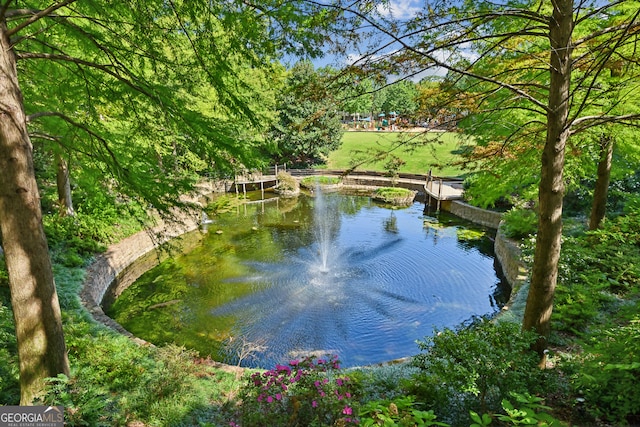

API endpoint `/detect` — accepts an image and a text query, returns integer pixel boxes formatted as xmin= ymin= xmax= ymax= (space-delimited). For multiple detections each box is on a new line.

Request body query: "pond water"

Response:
xmin=106 ymin=192 xmax=509 ymax=368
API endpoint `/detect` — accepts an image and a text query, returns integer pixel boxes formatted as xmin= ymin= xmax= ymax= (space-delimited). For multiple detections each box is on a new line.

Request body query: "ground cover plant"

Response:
xmin=326 ymin=131 xmax=466 ymax=178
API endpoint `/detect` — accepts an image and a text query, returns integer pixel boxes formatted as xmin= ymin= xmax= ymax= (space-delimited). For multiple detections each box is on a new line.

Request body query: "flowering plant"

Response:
xmin=235 ymin=355 xmax=358 ymax=426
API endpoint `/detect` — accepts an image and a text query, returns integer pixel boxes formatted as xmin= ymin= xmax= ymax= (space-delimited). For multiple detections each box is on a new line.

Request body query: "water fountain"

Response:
xmin=107 ymin=190 xmax=509 ymax=368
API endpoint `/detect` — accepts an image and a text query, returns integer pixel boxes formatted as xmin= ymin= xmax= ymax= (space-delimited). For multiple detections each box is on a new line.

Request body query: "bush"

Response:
xmin=570 ymin=317 xmax=640 ymax=425
xmin=235 ymin=356 xmax=358 ymax=427
xmin=359 ymin=395 xmax=447 ymax=427
xmin=412 ymin=320 xmax=552 ymax=424
xmin=500 ymin=208 xmax=538 ymax=239
xmin=275 ymin=172 xmax=300 ymax=195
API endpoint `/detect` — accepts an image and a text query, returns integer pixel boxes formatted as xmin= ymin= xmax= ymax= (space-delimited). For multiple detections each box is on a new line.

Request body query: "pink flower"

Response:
xmin=275 ymin=393 xmax=282 ymax=401
xmin=312 ymin=400 xmax=318 ymax=408
xmin=267 ymin=396 xmax=273 ymax=403
xmin=336 ymin=378 xmax=343 ymax=386
xmin=342 ymin=406 xmax=353 ymax=415
xmin=289 ymin=359 xmax=299 ymax=366
xmin=275 ymin=364 xmax=291 ymax=374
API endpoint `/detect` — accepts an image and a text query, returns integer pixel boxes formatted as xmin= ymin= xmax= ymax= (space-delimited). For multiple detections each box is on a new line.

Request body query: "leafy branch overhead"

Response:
xmin=0 ymin=0 xmax=340 ymax=404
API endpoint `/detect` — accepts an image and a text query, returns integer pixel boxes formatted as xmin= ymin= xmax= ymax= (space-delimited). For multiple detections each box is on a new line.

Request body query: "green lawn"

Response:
xmin=325 ymin=130 xmax=468 ymax=177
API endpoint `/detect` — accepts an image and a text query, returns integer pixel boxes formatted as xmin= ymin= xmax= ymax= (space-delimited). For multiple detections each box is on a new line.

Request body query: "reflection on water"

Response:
xmin=106 ymin=193 xmax=509 ymax=368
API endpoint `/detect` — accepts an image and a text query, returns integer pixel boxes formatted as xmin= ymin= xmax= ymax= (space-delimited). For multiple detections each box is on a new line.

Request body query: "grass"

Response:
xmin=325 ymin=131 xmax=469 ymax=177
xmin=372 ymin=187 xmax=416 ymax=206
xmin=300 ymin=176 xmax=341 ymax=188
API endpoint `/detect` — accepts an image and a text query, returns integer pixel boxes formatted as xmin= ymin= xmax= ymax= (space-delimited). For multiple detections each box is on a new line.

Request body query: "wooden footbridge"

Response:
xmin=231 ymin=165 xmax=464 ymax=210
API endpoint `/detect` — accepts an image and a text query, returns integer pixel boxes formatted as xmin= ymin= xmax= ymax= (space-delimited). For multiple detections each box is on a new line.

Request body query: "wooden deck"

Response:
xmin=424 ymin=178 xmax=464 ymax=201
xmin=232 ymin=168 xmax=464 ymax=202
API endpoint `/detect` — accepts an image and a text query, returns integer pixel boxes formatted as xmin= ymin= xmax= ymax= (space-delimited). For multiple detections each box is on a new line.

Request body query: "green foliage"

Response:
xmin=235 ymin=356 xmax=358 ymax=427
xmin=469 ymin=411 xmax=493 ymax=427
xmin=372 ymin=187 xmax=415 ymax=206
xmin=463 ymin=165 xmax=538 ymax=211
xmin=58 ymin=321 xmax=233 ymax=426
xmin=553 ymin=213 xmax=640 ymax=335
xmin=359 ymin=396 xmax=448 ymax=426
xmin=349 ymin=363 xmax=420 ymax=402
xmin=500 ymin=208 xmax=538 ymax=240
xmin=40 ymin=374 xmax=113 ymax=427
xmin=0 ymin=290 xmax=20 ymax=404
xmin=269 ymin=61 xmax=344 ymax=167
xmin=383 ymin=155 xmax=406 ymax=185
xmin=494 ymin=393 xmax=562 ymax=426
xmin=412 ymin=320 xmax=551 ymax=422
xmin=42 ymin=195 xmax=145 ymax=268
xmin=275 ymin=171 xmax=300 ymax=193
xmin=569 ymin=317 xmax=640 ymax=424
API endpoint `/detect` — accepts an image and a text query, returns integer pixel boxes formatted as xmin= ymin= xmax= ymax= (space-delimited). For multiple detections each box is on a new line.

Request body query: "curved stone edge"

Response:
xmin=80 ymin=208 xmax=201 ymax=342
xmin=80 ymin=184 xmax=529 ymax=371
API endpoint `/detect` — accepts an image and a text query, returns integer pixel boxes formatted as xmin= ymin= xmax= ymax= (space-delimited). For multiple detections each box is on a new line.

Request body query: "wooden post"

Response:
xmin=437 ymin=179 xmax=443 ymax=212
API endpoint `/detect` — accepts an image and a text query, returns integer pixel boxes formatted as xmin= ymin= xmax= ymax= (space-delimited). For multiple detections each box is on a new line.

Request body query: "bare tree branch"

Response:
xmin=570 ymin=113 xmax=640 ymax=134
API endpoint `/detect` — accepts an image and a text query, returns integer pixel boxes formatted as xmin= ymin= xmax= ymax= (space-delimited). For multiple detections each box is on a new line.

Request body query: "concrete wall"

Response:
xmin=81 ymin=206 xmax=202 ymax=338
xmin=446 ymin=200 xmax=503 ymax=229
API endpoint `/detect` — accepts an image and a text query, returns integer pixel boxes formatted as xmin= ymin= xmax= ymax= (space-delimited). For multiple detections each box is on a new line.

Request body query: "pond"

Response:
xmin=105 ymin=191 xmax=509 ymax=368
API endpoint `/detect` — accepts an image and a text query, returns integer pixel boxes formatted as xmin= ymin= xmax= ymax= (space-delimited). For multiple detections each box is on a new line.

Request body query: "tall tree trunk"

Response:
xmin=522 ymin=0 xmax=574 ymax=366
xmin=589 ymin=134 xmax=613 ymax=230
xmin=0 ymin=24 xmax=70 ymax=404
xmin=55 ymin=153 xmax=75 ymax=217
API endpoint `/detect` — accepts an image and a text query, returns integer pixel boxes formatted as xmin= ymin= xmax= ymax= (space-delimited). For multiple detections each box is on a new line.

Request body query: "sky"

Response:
xmin=306 ymin=0 xmax=447 ymax=81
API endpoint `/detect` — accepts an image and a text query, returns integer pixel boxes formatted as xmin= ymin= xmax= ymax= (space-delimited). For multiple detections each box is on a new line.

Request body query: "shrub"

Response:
xmin=235 ymin=356 xmax=358 ymax=426
xmin=275 ymin=172 xmax=300 ymax=194
xmin=359 ymin=395 xmax=448 ymax=426
xmin=412 ymin=320 xmax=551 ymax=423
xmin=570 ymin=317 xmax=640 ymax=425
xmin=349 ymin=363 xmax=419 ymax=402
xmin=470 ymin=392 xmax=563 ymax=427
xmin=500 ymin=208 xmax=538 ymax=239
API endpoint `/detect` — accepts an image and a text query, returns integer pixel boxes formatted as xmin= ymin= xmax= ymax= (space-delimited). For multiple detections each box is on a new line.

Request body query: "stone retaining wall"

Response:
xmin=446 ymin=200 xmax=503 ymax=229
xmin=81 ymin=181 xmax=528 ymax=339
xmin=80 ymin=206 xmax=202 ymax=338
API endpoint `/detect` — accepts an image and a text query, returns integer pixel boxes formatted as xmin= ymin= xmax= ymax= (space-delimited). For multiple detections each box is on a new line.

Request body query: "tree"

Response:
xmin=0 ymin=0 xmax=336 ymax=403
xmin=378 ymin=79 xmax=419 ymax=121
xmin=326 ymin=0 xmax=640 ymax=361
xmin=268 ymin=61 xmax=344 ymax=167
